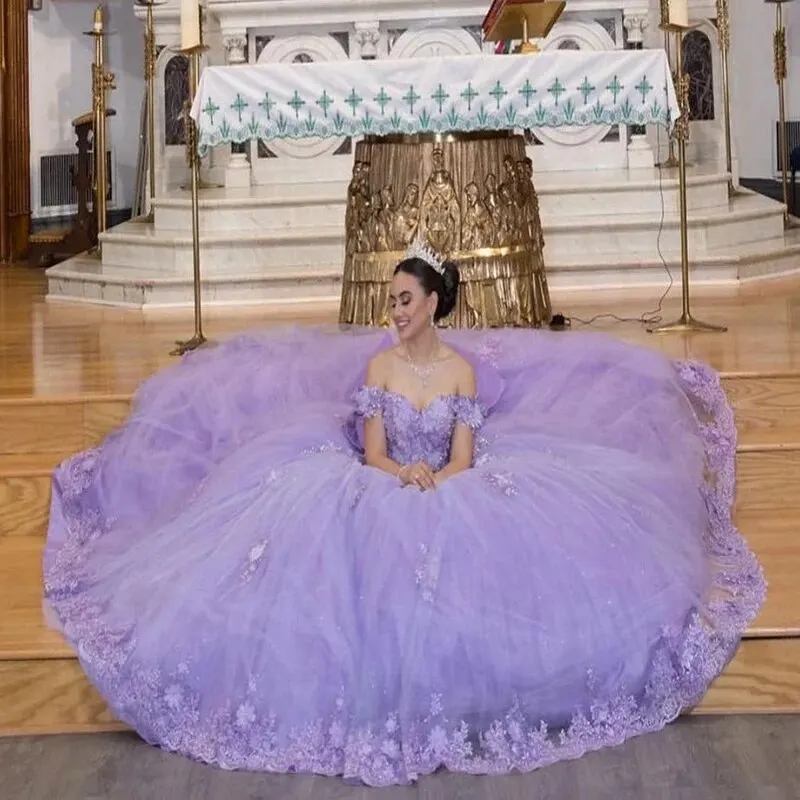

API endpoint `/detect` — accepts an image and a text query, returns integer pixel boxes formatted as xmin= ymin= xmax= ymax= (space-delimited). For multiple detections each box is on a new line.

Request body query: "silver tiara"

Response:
xmin=405 ymin=238 xmax=445 ymax=275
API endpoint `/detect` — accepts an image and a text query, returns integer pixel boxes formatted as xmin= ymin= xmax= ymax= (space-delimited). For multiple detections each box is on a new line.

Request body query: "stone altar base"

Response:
xmin=45 ymin=165 xmax=800 ymax=311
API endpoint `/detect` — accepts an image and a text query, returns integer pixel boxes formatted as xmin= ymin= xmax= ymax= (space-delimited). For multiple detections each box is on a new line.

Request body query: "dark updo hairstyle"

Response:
xmin=394 ymin=257 xmax=460 ymax=322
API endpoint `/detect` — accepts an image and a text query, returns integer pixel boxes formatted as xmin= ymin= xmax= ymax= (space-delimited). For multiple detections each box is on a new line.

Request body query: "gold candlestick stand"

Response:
xmin=657 ymin=26 xmax=680 ymax=169
xmin=716 ymin=0 xmax=738 ymax=195
xmin=171 ymin=42 xmax=208 ymax=356
xmin=134 ymin=0 xmax=165 ymax=223
xmin=649 ymin=19 xmax=727 ymax=335
xmin=768 ymin=0 xmax=794 ymax=226
xmin=177 ymin=7 xmax=222 ymax=192
xmin=84 ymin=6 xmax=115 ymax=257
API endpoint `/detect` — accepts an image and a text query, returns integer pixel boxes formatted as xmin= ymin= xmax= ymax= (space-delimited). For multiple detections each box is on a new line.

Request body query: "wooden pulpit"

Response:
xmin=28 ymin=108 xmax=116 ymax=267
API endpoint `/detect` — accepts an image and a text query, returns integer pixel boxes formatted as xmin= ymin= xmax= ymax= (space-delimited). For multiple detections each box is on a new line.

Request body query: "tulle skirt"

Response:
xmin=43 ymin=327 xmax=765 ymax=786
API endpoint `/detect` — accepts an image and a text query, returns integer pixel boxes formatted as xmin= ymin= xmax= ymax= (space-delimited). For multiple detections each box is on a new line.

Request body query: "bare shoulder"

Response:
xmin=365 ymin=349 xmax=392 ymax=387
xmin=440 ymin=347 xmax=476 ymax=396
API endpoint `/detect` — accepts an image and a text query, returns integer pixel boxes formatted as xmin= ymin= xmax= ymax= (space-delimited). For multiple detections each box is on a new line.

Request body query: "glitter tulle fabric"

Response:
xmin=43 ymin=327 xmax=765 ymax=786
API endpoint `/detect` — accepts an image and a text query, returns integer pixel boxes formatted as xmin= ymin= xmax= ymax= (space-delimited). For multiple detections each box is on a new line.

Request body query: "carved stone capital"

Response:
xmin=623 ymin=13 xmax=649 ymax=45
xmin=223 ymin=34 xmax=248 ymax=65
xmin=354 ymin=21 xmax=381 ymax=59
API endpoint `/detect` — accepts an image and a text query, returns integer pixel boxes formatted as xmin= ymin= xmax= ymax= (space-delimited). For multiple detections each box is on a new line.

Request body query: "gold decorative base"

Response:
xmin=648 ymin=313 xmax=728 ymax=334
xmin=657 ymin=154 xmax=681 ymax=169
xmin=657 ymin=154 xmax=694 ymax=170
xmin=170 ymin=333 xmax=209 ymax=356
xmin=339 ymin=132 xmax=550 ymax=329
xmin=130 ymin=211 xmax=155 ymax=224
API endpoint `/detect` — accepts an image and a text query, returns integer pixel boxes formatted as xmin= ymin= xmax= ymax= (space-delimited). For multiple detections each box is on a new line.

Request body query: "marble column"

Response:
xmin=624 ymin=13 xmax=655 ymax=169
xmin=222 ymin=32 xmax=252 ymax=189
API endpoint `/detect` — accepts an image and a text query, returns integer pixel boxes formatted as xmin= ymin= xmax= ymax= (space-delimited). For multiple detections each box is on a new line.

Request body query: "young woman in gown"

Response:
xmin=44 ymin=246 xmax=765 ymax=787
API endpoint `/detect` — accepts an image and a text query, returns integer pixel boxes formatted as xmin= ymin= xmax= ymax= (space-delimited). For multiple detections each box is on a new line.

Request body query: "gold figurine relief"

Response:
xmin=339 ymin=135 xmax=550 ymax=330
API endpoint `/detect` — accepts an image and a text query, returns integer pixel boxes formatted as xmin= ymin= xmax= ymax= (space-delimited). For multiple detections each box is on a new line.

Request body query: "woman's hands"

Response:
xmin=398 ymin=462 xmax=437 ymax=491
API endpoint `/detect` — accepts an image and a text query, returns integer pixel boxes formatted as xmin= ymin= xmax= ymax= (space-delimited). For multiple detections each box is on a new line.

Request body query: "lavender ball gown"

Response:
xmin=43 ymin=327 xmax=764 ymax=786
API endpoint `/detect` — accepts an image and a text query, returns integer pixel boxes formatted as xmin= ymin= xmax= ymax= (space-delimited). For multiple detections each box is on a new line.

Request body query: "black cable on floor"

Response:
xmin=557 ymin=125 xmax=676 ymax=330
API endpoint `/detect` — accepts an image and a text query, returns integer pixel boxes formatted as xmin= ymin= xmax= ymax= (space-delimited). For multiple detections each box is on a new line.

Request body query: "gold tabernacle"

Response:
xmin=338 ymin=132 xmax=550 ymax=329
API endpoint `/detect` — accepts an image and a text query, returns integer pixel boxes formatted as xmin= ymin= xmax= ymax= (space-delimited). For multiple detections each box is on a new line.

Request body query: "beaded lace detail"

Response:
xmin=352 ymin=386 xmax=484 ymax=471
xmin=43 ymin=361 xmax=765 ymax=788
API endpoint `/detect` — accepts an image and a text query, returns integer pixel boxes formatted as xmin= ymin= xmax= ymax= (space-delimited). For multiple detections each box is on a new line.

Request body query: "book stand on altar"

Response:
xmin=482 ymin=0 xmax=565 ymax=54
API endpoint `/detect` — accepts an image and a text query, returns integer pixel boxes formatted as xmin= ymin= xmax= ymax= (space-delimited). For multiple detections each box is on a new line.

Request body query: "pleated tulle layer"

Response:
xmin=43 ymin=327 xmax=765 ymax=786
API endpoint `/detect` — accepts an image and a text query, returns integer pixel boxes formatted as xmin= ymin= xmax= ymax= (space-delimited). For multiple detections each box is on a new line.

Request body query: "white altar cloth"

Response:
xmin=191 ymin=50 xmax=678 ymax=153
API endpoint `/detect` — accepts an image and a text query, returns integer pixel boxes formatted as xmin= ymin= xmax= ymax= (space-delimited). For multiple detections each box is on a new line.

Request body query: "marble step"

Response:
xmin=46 ymin=255 xmax=343 ymax=309
xmin=152 ymin=168 xmax=732 ymax=234
xmin=48 ymin=223 xmax=800 ymax=309
xmin=99 ymin=194 xmax=785 ymax=280
xmin=99 ymin=221 xmax=345 ymax=275
xmin=545 ymin=194 xmax=785 ymax=259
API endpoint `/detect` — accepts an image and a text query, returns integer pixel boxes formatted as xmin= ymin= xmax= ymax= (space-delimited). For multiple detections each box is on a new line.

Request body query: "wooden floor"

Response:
xmin=4 ymin=716 xmax=800 ymax=798
xmin=2 ymin=264 xmax=800 ymax=736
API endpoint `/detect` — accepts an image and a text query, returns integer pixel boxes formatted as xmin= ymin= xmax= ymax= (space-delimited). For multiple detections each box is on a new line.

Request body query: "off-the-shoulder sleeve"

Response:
xmin=351 ymin=385 xmax=385 ymax=419
xmin=453 ymin=395 xmax=485 ymax=430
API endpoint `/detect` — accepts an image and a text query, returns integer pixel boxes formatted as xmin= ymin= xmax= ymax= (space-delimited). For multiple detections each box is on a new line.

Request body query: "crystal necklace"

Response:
xmin=404 ymin=344 xmax=440 ymax=388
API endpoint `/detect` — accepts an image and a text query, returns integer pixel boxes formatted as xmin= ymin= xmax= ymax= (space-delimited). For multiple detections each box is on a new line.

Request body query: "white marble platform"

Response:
xmin=46 ymin=166 xmax=800 ymax=311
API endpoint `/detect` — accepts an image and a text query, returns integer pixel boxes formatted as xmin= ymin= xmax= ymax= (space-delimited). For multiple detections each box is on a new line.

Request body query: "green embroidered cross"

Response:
xmin=577 ymin=77 xmax=595 ymax=105
xmin=518 ymin=79 xmax=536 ymax=107
xmin=635 ymin=76 xmax=653 ymax=103
xmin=607 ymin=76 xmax=624 ymax=103
xmin=461 ymin=83 xmax=479 ymax=111
xmin=547 ymin=78 xmax=565 ymax=106
xmin=374 ymin=87 xmax=391 ymax=114
xmin=258 ymin=93 xmax=276 ymax=120
xmin=202 ymin=98 xmax=220 ymax=124
xmin=230 ymin=93 xmax=248 ymax=122
xmin=489 ymin=81 xmax=507 ymax=109
xmin=431 ymin=84 xmax=450 ymax=113
xmin=345 ymin=89 xmax=363 ymax=115
xmin=403 ymin=85 xmax=421 ymax=113
xmin=316 ymin=90 xmax=333 ymax=117
xmin=288 ymin=90 xmax=306 ymax=118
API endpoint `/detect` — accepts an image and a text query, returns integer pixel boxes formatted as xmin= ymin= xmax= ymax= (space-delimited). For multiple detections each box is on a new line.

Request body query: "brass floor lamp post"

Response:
xmin=135 ymin=0 xmax=165 ymax=223
xmin=171 ymin=3 xmax=208 ymax=356
xmin=85 ymin=6 xmax=115 ymax=257
xmin=650 ymin=7 xmax=727 ymax=335
xmin=658 ymin=30 xmax=680 ymax=169
xmin=716 ymin=0 xmax=737 ymax=195
xmin=767 ymin=0 xmax=794 ymax=226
